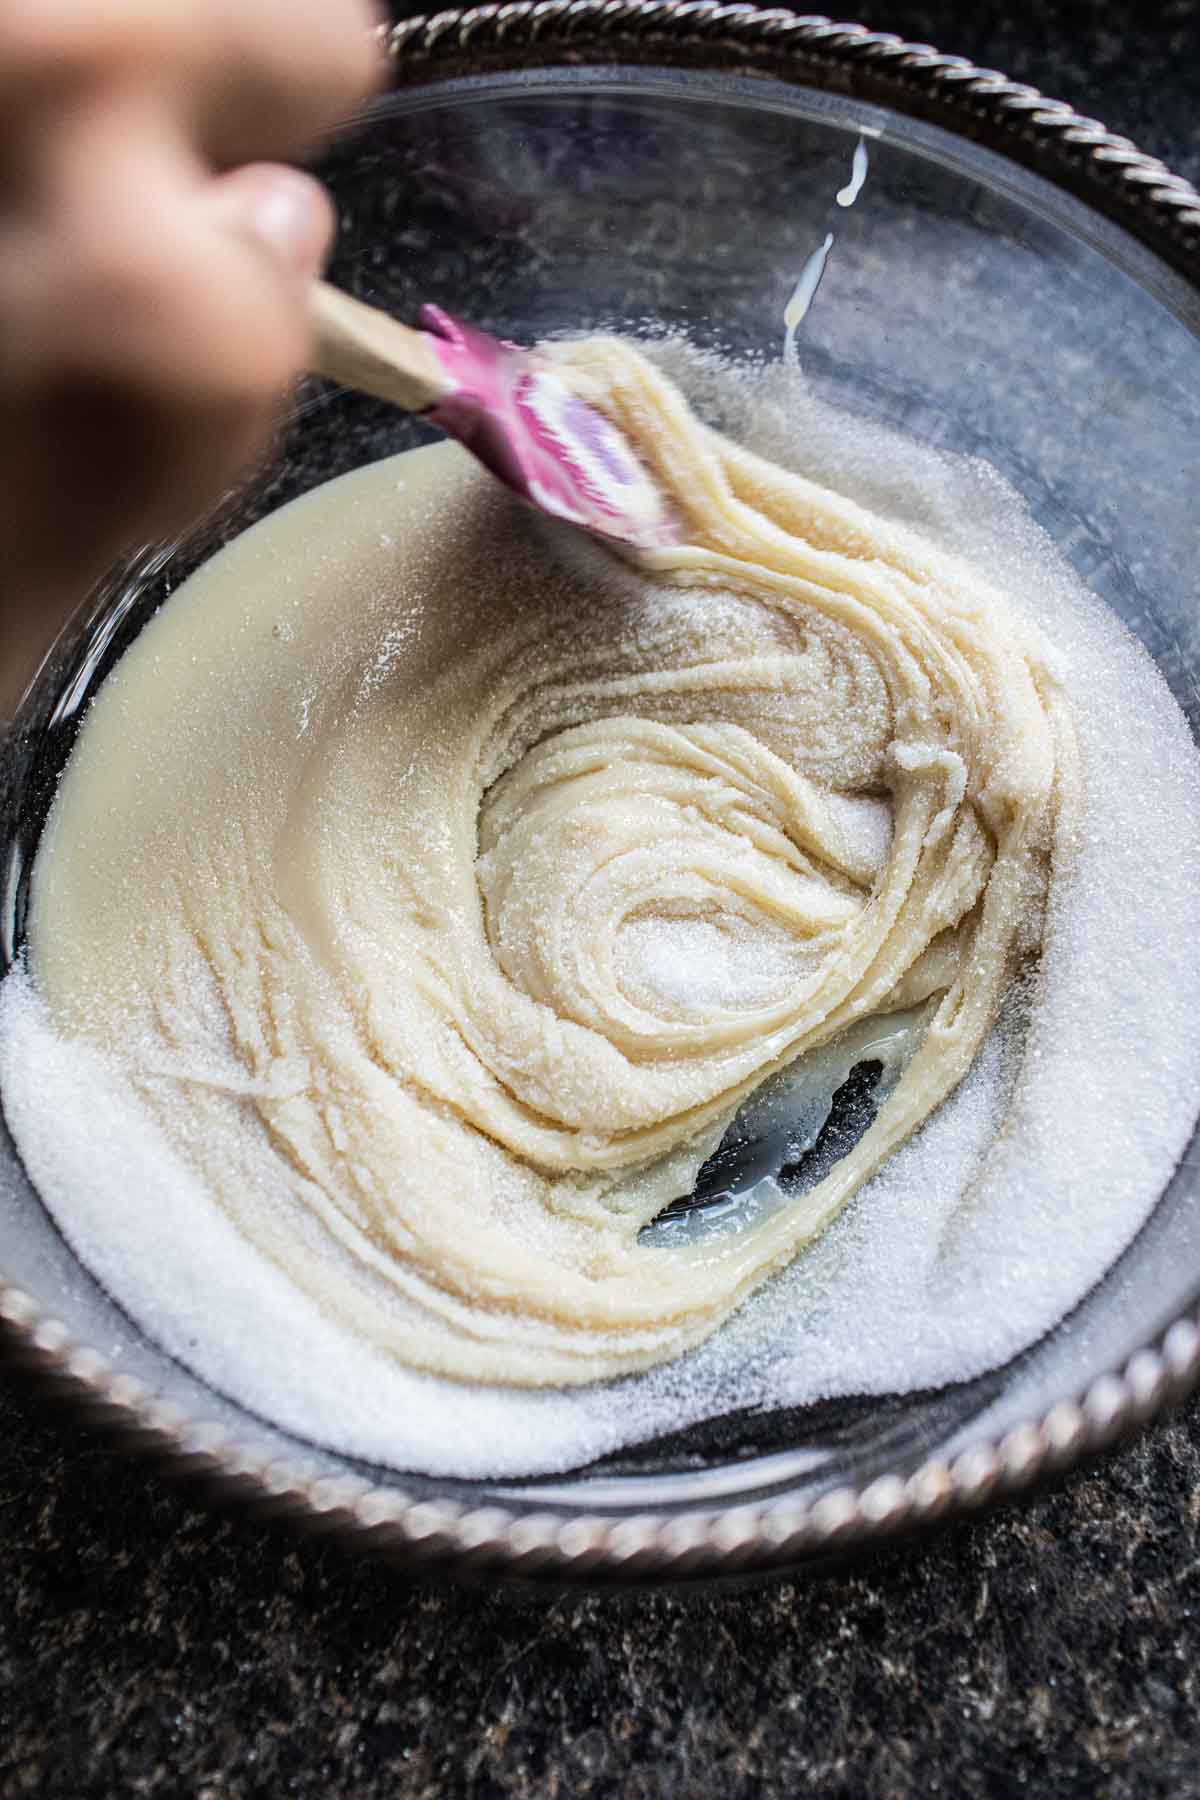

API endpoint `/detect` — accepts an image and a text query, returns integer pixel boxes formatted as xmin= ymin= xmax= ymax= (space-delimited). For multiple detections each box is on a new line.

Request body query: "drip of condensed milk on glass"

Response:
xmin=781 ymin=135 xmax=870 ymax=366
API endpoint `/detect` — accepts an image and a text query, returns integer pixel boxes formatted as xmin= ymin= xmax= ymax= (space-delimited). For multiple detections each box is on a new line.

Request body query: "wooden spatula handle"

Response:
xmin=310 ymin=281 xmax=452 ymax=413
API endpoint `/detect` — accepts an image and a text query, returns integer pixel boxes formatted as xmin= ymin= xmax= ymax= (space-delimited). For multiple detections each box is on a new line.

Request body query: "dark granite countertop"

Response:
xmin=3 ymin=3 xmax=1200 ymax=1795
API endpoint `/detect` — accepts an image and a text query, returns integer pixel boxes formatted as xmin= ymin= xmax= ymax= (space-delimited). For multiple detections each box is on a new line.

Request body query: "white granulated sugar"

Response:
xmin=617 ymin=914 xmax=798 ymax=1011
xmin=3 ymin=345 xmax=1200 ymax=1480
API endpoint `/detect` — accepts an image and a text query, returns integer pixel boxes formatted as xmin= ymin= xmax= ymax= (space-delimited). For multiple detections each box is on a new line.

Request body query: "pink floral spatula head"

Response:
xmin=309 ymin=282 xmax=680 ymax=553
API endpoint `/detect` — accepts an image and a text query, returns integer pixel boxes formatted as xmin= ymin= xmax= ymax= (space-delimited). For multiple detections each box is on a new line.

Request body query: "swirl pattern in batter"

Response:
xmin=27 ymin=340 xmax=1079 ymax=1386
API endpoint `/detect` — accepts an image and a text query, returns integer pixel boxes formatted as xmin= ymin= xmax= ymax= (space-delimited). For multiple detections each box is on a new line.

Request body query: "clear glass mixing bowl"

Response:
xmin=3 ymin=40 xmax=1200 ymax=1579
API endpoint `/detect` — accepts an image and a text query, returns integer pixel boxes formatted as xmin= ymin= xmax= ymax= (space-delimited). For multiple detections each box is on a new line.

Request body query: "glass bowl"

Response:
xmin=2 ymin=5 xmax=1200 ymax=1582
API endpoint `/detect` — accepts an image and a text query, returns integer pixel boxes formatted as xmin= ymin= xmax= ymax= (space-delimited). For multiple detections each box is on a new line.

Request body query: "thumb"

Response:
xmin=205 ymin=164 xmax=335 ymax=279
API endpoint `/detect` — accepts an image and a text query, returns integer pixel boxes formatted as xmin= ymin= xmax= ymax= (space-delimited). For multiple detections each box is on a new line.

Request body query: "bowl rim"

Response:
xmin=386 ymin=2 xmax=1200 ymax=282
xmin=4 ymin=3 xmax=1200 ymax=1583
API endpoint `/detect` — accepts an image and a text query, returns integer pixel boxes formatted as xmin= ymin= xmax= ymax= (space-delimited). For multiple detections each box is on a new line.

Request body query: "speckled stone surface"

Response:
xmin=3 ymin=3 xmax=1200 ymax=1795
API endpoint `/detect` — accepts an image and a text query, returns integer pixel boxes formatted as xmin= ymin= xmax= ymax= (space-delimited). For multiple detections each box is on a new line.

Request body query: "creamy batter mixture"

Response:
xmin=21 ymin=340 xmax=1075 ymax=1386
xmin=3 ymin=341 xmax=1200 ymax=1473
